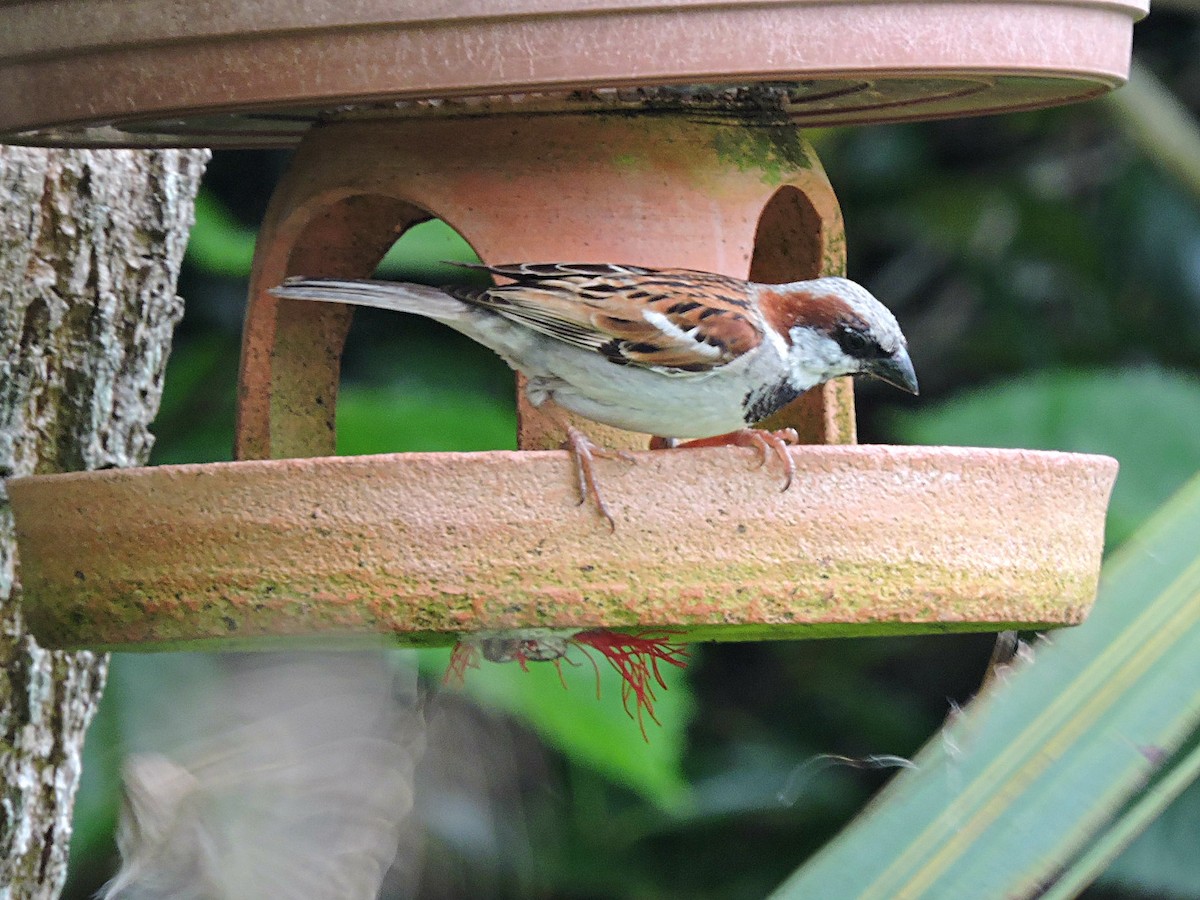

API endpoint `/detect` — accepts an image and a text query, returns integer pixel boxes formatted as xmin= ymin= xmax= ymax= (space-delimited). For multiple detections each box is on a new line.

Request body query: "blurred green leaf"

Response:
xmin=1109 ymin=780 xmax=1200 ymax=899
xmin=375 ymin=219 xmax=483 ymax=284
xmin=1053 ymin=729 xmax=1200 ymax=899
xmin=774 ymin=469 xmax=1200 ymax=898
xmin=335 ymin=386 xmax=516 ymax=454
xmin=150 ymin=333 xmax=240 ymax=464
xmin=1096 ymin=735 xmax=1200 ymax=898
xmin=1102 ymin=164 xmax=1200 ymax=359
xmin=186 ymin=189 xmax=258 ymax=277
xmin=910 ymin=180 xmax=1103 ymax=278
xmin=420 ymin=647 xmax=694 ymax=811
xmin=890 ymin=366 xmax=1200 ymax=547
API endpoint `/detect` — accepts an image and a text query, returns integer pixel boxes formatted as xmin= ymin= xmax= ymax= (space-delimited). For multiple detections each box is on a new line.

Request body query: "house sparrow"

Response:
xmin=271 ymin=263 xmax=917 ymax=523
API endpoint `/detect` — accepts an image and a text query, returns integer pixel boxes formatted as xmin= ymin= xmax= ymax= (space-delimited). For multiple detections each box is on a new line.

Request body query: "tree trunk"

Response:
xmin=0 ymin=146 xmax=208 ymax=898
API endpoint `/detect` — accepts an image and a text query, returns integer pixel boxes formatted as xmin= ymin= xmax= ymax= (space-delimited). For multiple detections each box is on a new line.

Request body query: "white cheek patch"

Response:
xmin=642 ymin=309 xmax=723 ymax=360
xmin=789 ymin=327 xmax=838 ymax=363
xmin=788 ymin=327 xmax=849 ymax=383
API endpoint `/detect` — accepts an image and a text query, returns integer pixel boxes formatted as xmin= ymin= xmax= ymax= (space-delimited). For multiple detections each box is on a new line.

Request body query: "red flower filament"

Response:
xmin=442 ymin=629 xmax=688 ymax=739
xmin=443 ymin=641 xmax=481 ymax=685
xmin=572 ymin=629 xmax=689 ymax=739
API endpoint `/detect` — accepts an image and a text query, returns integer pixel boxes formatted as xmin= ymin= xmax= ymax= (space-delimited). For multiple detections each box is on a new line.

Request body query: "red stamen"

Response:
xmin=440 ymin=630 xmax=689 ymax=740
xmin=551 ymin=656 xmax=569 ymax=690
xmin=571 ymin=630 xmax=689 ymax=740
xmin=443 ymin=641 xmax=481 ymax=686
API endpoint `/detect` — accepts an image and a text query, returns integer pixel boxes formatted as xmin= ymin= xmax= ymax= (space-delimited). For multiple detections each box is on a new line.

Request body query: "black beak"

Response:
xmin=867 ymin=347 xmax=919 ymax=395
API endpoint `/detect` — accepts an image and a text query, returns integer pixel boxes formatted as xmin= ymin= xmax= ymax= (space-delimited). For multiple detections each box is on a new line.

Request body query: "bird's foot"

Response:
xmin=667 ymin=428 xmax=800 ymax=491
xmin=564 ymin=426 xmax=636 ymax=530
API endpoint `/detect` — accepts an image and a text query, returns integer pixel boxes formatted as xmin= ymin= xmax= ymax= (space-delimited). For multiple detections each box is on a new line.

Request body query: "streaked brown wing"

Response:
xmin=453 ymin=264 xmax=763 ymax=374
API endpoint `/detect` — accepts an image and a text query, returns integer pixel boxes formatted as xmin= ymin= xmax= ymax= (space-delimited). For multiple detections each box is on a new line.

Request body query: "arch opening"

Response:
xmin=244 ymin=192 xmax=484 ymax=459
xmin=749 ymin=184 xmax=826 ymax=284
xmin=333 ymin=212 xmax=517 ymax=457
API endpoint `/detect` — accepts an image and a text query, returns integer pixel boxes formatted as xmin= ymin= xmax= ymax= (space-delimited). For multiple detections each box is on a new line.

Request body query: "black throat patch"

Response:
xmin=742 ymin=379 xmax=802 ymax=424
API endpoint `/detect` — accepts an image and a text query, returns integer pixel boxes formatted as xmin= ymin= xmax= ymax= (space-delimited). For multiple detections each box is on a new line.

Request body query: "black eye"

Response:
xmin=836 ymin=326 xmax=876 ymax=357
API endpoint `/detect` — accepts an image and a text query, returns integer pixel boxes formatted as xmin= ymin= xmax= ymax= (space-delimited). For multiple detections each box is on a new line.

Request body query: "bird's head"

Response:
xmin=765 ymin=276 xmax=918 ymax=395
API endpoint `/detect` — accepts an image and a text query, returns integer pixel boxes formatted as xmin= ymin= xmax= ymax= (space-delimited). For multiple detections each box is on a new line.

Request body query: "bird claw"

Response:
xmin=564 ymin=427 xmax=634 ymax=530
xmin=671 ymin=428 xmax=799 ymax=491
xmin=735 ymin=427 xmax=799 ymax=492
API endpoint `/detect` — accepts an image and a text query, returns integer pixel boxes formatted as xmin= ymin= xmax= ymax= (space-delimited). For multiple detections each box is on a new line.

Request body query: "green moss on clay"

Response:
xmin=710 ymin=125 xmax=815 ymax=186
xmin=822 ymin=230 xmax=848 ymax=274
xmin=610 ymin=152 xmax=645 ymax=172
xmin=20 ymin=554 xmax=1097 ymax=651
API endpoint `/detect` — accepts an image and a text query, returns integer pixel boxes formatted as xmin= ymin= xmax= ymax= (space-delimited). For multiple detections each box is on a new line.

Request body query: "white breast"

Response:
xmin=522 ymin=332 xmax=796 ymax=439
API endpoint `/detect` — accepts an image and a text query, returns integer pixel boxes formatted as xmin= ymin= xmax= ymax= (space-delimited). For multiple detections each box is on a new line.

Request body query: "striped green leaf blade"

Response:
xmin=773 ymin=471 xmax=1200 ymax=899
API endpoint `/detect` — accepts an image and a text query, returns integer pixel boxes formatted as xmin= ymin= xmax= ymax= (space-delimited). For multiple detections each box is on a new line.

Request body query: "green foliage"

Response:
xmin=375 ymin=219 xmax=483 ymax=284
xmin=187 ymin=188 xmax=258 ymax=277
xmin=774 ymin=470 xmax=1200 ymax=897
xmin=1059 ymin=733 xmax=1200 ymax=899
xmin=150 ymin=332 xmax=240 ymax=464
xmin=336 ymin=386 xmax=517 ymax=454
xmin=1107 ymin=773 xmax=1200 ymax=898
xmin=420 ymin=648 xmax=693 ymax=811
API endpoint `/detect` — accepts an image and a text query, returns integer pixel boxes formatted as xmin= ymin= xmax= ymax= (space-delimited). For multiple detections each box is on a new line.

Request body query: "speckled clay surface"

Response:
xmin=9 ymin=445 xmax=1117 ymax=649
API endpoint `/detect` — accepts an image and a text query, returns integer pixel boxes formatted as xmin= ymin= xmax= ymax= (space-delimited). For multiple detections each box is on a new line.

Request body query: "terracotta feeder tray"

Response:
xmin=0 ymin=0 xmax=1147 ymax=147
xmin=6 ymin=2 xmax=1130 ymax=651
xmin=9 ymin=446 xmax=1116 ymax=650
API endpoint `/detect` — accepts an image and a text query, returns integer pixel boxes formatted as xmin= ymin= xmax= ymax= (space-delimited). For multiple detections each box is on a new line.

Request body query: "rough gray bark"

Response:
xmin=1 ymin=146 xmax=208 ymax=898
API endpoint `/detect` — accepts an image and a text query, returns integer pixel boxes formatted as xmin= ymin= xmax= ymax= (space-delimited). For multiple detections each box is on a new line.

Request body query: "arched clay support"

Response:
xmin=235 ymin=114 xmax=854 ymax=460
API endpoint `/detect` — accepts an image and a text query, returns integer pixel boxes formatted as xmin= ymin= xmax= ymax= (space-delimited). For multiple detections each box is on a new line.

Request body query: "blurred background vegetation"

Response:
xmin=62 ymin=8 xmax=1200 ymax=898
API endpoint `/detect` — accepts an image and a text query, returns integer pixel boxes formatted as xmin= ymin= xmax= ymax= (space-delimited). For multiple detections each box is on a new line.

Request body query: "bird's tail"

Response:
xmin=268 ymin=277 xmax=468 ymax=322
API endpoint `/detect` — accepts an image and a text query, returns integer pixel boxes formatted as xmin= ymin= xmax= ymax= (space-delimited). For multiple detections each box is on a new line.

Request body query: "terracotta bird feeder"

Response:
xmin=4 ymin=0 xmax=1133 ymax=651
